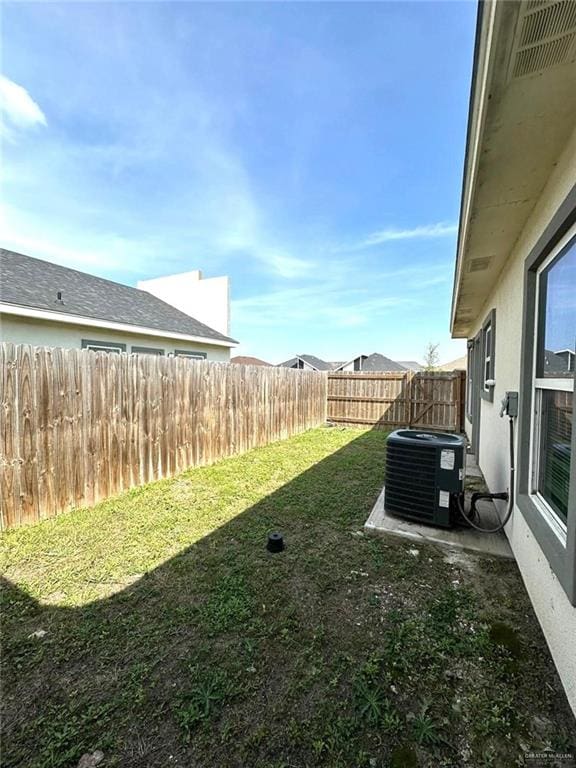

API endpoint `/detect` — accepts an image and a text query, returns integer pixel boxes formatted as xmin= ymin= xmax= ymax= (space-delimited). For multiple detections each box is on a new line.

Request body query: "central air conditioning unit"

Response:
xmin=384 ymin=429 xmax=466 ymax=529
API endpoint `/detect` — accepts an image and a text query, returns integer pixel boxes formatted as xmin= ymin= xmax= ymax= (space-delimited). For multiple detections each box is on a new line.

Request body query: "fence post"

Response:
xmin=405 ymin=371 xmax=412 ymax=428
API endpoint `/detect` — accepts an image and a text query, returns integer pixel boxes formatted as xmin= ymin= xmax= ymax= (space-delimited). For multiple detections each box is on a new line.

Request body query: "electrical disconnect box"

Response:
xmin=500 ymin=391 xmax=518 ymax=418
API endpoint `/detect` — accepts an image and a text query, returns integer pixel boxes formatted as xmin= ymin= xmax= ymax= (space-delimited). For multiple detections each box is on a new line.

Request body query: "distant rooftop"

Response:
xmin=397 ymin=360 xmax=423 ymax=371
xmin=361 ymin=353 xmax=406 ymax=372
xmin=230 ymin=356 xmax=271 ymax=366
xmin=277 ymin=354 xmax=333 ymax=371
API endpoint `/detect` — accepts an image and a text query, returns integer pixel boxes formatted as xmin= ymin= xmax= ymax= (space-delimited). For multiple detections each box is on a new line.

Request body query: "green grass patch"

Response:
xmin=2 ymin=426 xmax=575 ymax=767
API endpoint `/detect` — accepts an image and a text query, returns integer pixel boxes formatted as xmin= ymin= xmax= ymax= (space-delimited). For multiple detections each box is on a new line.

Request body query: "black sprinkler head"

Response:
xmin=267 ymin=532 xmax=284 ymax=553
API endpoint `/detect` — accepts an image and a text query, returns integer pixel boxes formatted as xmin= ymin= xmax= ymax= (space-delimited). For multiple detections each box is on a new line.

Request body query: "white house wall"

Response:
xmin=137 ymin=271 xmax=230 ymax=337
xmin=0 ymin=315 xmax=231 ymax=361
xmin=467 ymin=125 xmax=576 ymax=714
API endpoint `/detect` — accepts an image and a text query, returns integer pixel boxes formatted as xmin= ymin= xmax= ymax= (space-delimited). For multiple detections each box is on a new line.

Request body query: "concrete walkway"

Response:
xmin=364 ymin=456 xmax=514 ymax=559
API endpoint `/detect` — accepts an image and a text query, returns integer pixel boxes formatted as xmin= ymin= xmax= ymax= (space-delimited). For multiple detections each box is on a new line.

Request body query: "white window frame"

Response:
xmin=82 ymin=340 xmax=125 ymax=354
xmin=480 ymin=309 xmax=495 ymax=402
xmin=528 ymin=225 xmax=575 ymax=542
xmin=174 ymin=350 xmax=207 ymax=360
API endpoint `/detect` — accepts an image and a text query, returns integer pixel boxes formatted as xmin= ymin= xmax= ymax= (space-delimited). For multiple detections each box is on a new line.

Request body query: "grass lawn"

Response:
xmin=2 ymin=426 xmax=575 ymax=768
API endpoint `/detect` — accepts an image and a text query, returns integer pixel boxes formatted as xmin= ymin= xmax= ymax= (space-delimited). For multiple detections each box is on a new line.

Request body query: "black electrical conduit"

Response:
xmin=456 ymin=416 xmax=515 ymax=534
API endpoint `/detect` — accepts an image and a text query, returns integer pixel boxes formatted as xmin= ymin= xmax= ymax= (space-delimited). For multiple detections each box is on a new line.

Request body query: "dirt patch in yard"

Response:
xmin=2 ymin=427 xmax=575 ymax=767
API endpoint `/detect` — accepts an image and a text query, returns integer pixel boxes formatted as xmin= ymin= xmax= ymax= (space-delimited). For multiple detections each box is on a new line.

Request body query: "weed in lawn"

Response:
xmin=174 ymin=666 xmax=235 ymax=741
xmin=310 ymin=716 xmax=357 ymax=764
xmin=353 ymin=668 xmax=400 ymax=734
xmin=469 ymin=685 xmax=517 ymax=738
xmin=409 ymin=702 xmax=439 ymax=746
xmin=353 ymin=676 xmax=387 ymax=724
xmin=15 ymin=701 xmax=117 ymax=768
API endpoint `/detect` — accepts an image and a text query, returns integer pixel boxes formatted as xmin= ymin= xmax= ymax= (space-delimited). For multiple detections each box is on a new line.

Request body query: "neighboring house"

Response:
xmin=335 ymin=353 xmax=406 ymax=372
xmin=280 ymin=353 xmax=407 ymax=372
xmin=277 ymin=354 xmax=333 ymax=371
xmin=397 ymin=360 xmax=424 ymax=371
xmin=335 ymin=354 xmax=368 ymax=372
xmin=230 ymin=356 xmax=271 ymax=366
xmin=137 ymin=269 xmax=230 ymax=336
xmin=451 ymin=0 xmax=576 ymax=713
xmin=437 ymin=355 xmax=467 ymax=372
xmin=0 ymin=249 xmax=238 ymax=359
xmin=555 ymin=349 xmax=575 ymax=374
xmin=544 ymin=349 xmax=573 ymax=376
xmin=358 ymin=353 xmax=406 ymax=372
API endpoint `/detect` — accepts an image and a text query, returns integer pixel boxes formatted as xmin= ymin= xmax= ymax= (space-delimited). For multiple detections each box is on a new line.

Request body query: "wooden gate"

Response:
xmin=327 ymin=370 xmax=466 ymax=432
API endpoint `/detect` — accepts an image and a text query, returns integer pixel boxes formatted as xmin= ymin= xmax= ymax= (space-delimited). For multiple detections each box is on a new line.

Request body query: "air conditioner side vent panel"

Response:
xmin=384 ymin=429 xmax=466 ymax=529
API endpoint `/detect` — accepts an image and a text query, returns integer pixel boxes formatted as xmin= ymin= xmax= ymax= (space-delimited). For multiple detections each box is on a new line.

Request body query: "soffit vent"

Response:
xmin=510 ymin=0 xmax=576 ymax=79
xmin=468 ymin=257 xmax=492 ymax=273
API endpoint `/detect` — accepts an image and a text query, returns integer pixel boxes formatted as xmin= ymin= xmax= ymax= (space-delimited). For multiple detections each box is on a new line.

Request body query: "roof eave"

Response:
xmin=451 ymin=0 xmax=576 ymax=338
xmin=0 ymin=302 xmax=238 ymax=347
xmin=450 ymin=0 xmax=494 ymax=337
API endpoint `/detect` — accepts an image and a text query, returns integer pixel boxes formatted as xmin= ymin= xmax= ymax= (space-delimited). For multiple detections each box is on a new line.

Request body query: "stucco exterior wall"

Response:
xmin=466 ymin=126 xmax=576 ymax=713
xmin=0 ymin=314 xmax=231 ymax=361
xmin=137 ymin=271 xmax=230 ymax=336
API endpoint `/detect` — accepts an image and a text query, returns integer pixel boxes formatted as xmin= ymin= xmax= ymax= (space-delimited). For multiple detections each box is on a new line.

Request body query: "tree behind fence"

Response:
xmin=0 ymin=344 xmax=327 ymax=529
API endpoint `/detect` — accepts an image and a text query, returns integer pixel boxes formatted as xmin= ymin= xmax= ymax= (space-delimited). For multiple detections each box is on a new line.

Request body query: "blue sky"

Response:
xmin=1 ymin=1 xmax=476 ymax=364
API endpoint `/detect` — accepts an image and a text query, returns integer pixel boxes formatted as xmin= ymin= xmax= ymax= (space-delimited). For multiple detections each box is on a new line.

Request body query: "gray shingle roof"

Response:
xmin=277 ymin=357 xmax=300 ymax=368
xmin=298 ymin=354 xmax=332 ymax=371
xmin=397 ymin=360 xmax=423 ymax=371
xmin=277 ymin=354 xmax=332 ymax=371
xmin=0 ymin=249 xmax=237 ymax=344
xmin=544 ymin=349 xmax=572 ymax=375
xmin=361 ymin=353 xmax=406 ymax=372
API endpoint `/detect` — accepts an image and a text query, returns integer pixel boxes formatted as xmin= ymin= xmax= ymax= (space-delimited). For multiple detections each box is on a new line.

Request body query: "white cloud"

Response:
xmin=342 ymin=222 xmax=458 ymax=251
xmin=257 ymin=250 xmax=313 ymax=279
xmin=0 ymin=76 xmax=47 ymax=130
xmin=232 ymin=282 xmax=413 ymax=332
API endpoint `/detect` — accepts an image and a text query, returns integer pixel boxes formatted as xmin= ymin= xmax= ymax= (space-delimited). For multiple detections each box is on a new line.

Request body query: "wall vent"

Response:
xmin=468 ymin=257 xmax=492 ymax=273
xmin=510 ymin=0 xmax=576 ymax=79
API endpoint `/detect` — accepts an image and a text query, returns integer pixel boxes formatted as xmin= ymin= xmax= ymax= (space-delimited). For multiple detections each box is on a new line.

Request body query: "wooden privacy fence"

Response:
xmin=0 ymin=344 xmax=327 ymax=529
xmin=327 ymin=370 xmax=466 ymax=432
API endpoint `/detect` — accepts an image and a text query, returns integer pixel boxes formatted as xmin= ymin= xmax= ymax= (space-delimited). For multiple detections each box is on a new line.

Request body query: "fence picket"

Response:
xmin=0 ymin=344 xmax=329 ymax=529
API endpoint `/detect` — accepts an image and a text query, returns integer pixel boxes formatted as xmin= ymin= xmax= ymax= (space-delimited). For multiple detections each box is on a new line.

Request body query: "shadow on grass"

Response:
xmin=2 ymin=428 xmax=575 ymax=768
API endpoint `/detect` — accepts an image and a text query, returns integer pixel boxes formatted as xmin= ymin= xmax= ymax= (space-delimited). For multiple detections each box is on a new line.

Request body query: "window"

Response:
xmin=466 ymin=339 xmax=474 ymax=421
xmin=81 ymin=339 xmax=126 ymax=353
xmin=480 ymin=309 xmax=496 ymax=401
xmin=131 ymin=346 xmax=164 ymax=356
xmin=530 ymin=236 xmax=575 ymax=530
xmin=174 ymin=350 xmax=207 ymax=359
xmin=517 ymin=203 xmax=575 ymax=605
